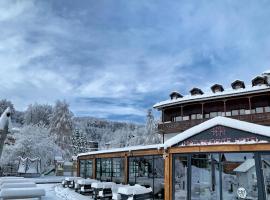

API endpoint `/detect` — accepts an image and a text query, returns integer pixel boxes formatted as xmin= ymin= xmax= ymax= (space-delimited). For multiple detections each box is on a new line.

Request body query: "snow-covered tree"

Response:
xmin=49 ymin=100 xmax=73 ymax=155
xmin=24 ymin=103 xmax=53 ymax=126
xmin=0 ymin=99 xmax=15 ymax=116
xmin=144 ymin=109 xmax=161 ymax=144
xmin=0 ymin=125 xmax=62 ymax=172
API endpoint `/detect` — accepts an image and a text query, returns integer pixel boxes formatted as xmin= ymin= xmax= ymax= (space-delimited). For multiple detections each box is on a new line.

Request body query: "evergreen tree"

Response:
xmin=0 ymin=99 xmax=15 ymax=116
xmin=145 ymin=109 xmax=161 ymax=144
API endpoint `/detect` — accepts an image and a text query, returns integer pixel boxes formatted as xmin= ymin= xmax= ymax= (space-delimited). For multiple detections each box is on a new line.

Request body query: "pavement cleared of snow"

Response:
xmin=55 ymin=184 xmax=93 ymax=200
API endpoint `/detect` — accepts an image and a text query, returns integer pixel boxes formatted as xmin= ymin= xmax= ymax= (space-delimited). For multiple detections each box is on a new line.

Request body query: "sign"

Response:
xmin=237 ymin=187 xmax=247 ymax=199
xmin=178 ymin=125 xmax=270 ymax=146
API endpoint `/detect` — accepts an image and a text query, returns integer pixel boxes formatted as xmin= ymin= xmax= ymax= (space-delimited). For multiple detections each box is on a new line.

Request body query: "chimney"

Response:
xmin=262 ymin=70 xmax=270 ymax=85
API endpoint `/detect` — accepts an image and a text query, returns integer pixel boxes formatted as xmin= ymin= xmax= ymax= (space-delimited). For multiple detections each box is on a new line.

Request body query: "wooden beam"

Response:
xmin=169 ymin=143 xmax=270 ymax=154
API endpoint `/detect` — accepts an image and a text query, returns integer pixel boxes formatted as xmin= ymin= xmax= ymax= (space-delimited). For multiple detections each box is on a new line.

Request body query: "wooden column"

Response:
xmin=201 ymin=103 xmax=204 ymax=118
xmin=124 ymin=155 xmax=129 ymax=184
xmin=92 ymin=158 xmax=96 ymax=179
xmin=77 ymin=159 xmax=80 ymax=177
xmin=181 ymin=106 xmax=183 ymax=117
xmin=248 ymin=97 xmax=252 ymax=110
xmin=164 ymin=153 xmax=172 ymax=200
xmin=224 ymin=100 xmax=227 ymax=115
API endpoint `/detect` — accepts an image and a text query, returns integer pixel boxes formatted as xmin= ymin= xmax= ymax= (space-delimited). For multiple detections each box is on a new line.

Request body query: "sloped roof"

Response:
xmin=233 ymin=159 xmax=255 ymax=173
xmin=163 ymin=116 xmax=270 ymax=149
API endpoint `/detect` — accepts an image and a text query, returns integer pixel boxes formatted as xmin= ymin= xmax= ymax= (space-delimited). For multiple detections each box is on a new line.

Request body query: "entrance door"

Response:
xmin=260 ymin=154 xmax=270 ymax=200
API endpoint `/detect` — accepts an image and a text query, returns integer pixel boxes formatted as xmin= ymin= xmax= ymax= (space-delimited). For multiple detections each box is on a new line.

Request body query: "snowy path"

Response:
xmin=55 ymin=184 xmax=93 ymax=200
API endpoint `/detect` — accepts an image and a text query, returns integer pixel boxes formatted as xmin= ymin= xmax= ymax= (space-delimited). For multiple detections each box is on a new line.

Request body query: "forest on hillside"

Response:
xmin=0 ymin=99 xmax=161 ymax=172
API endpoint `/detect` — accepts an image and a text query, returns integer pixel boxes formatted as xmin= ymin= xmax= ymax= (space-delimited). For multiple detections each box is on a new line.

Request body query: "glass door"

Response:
xmin=260 ymin=154 xmax=270 ymax=200
xmin=190 ymin=154 xmax=220 ymax=200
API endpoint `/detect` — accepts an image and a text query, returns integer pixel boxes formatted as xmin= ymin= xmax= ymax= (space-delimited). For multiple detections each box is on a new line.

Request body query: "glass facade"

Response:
xmin=79 ymin=159 xmax=93 ymax=178
xmin=96 ymin=157 xmax=125 ymax=183
xmin=173 ymin=152 xmax=270 ymax=200
xmin=128 ymin=155 xmax=164 ymax=200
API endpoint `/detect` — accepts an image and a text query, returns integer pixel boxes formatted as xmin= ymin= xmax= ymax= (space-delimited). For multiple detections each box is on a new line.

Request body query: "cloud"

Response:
xmin=0 ymin=0 xmax=270 ymax=122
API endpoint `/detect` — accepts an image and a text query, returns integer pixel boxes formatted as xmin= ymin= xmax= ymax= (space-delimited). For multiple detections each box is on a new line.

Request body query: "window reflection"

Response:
xmin=191 ymin=154 xmax=220 ymax=200
xmin=129 ymin=156 xmax=164 ymax=200
xmin=221 ymin=153 xmax=258 ymax=200
xmin=174 ymin=156 xmax=188 ymax=200
xmin=261 ymin=155 xmax=270 ymax=200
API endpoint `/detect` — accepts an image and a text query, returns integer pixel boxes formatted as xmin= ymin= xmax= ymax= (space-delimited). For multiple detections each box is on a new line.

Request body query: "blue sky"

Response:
xmin=1 ymin=0 xmax=270 ymax=123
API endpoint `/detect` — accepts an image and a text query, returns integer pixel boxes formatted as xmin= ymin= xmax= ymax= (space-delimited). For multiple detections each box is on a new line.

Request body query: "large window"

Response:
xmin=173 ymin=153 xmax=260 ymax=200
xmin=174 ymin=156 xmax=188 ymax=200
xmin=129 ymin=156 xmax=164 ymax=200
xmin=96 ymin=157 xmax=125 ymax=183
xmin=101 ymin=158 xmax=112 ymax=181
xmin=79 ymin=159 xmax=93 ymax=178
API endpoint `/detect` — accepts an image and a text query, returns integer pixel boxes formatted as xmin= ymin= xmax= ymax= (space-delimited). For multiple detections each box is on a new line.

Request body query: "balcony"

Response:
xmin=158 ymin=112 xmax=270 ymax=134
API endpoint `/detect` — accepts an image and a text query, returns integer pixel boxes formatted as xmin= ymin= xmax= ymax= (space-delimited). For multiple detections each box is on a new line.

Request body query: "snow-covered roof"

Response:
xmin=77 ymin=144 xmax=163 ymax=157
xmin=153 ymin=84 xmax=270 ymax=109
xmin=78 ymin=117 xmax=270 ymax=158
xmin=263 ymin=70 xmax=270 ymax=75
xmin=163 ymin=116 xmax=270 ymax=149
xmin=233 ymin=159 xmax=255 ymax=173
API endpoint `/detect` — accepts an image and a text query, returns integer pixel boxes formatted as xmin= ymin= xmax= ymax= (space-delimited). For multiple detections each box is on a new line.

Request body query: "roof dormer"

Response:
xmin=252 ymin=76 xmax=267 ymax=86
xmin=211 ymin=84 xmax=224 ymax=93
xmin=231 ymin=80 xmax=245 ymax=90
xmin=169 ymin=91 xmax=183 ymax=100
xmin=190 ymin=88 xmax=204 ymax=96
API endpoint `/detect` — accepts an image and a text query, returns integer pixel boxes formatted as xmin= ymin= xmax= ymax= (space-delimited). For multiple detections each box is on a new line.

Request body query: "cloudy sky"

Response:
xmin=1 ymin=0 xmax=270 ymax=123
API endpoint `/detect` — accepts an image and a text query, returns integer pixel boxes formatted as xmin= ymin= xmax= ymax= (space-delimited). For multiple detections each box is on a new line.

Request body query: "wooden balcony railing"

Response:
xmin=158 ymin=112 xmax=270 ymax=134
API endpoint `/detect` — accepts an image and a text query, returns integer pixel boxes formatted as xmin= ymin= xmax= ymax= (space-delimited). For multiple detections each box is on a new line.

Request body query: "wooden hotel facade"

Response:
xmin=77 ymin=71 xmax=270 ymax=200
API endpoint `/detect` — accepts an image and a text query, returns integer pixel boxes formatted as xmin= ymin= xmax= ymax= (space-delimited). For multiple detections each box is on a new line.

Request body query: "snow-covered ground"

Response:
xmin=54 ymin=184 xmax=92 ymax=200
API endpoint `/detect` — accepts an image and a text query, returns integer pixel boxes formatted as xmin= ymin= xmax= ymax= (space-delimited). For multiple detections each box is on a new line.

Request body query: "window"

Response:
xmin=232 ymin=110 xmax=239 ymax=116
xmin=251 ymin=109 xmax=256 ymax=114
xmin=245 ymin=110 xmax=251 ymax=115
xmin=210 ymin=112 xmax=218 ymax=118
xmin=183 ymin=116 xmax=189 ymax=121
xmin=239 ymin=109 xmax=245 ymax=115
xmin=175 ymin=116 xmax=183 ymax=122
xmin=205 ymin=114 xmax=210 ymax=118
xmin=101 ymin=159 xmax=112 ymax=180
xmin=191 ymin=114 xmax=197 ymax=120
xmin=226 ymin=111 xmax=232 ymax=116
xmin=256 ymin=107 xmax=264 ymax=113
xmin=96 ymin=159 xmax=101 ymax=180
xmin=197 ymin=114 xmax=203 ymax=119
xmin=265 ymin=106 xmax=270 ymax=113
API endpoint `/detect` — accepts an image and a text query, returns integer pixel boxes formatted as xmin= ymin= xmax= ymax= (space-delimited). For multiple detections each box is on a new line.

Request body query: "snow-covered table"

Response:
xmin=91 ymin=182 xmax=116 ymax=199
xmin=75 ymin=179 xmax=98 ymax=194
xmin=117 ymin=185 xmax=153 ymax=200
xmin=62 ymin=177 xmax=83 ymax=188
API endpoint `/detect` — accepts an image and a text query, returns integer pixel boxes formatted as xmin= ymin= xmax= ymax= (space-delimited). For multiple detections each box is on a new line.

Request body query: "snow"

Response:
xmin=233 ymin=159 xmax=255 ymax=173
xmin=77 ymin=178 xmax=97 ymax=185
xmin=0 ymin=187 xmax=45 ymax=198
xmin=55 ymin=184 xmax=92 ymax=200
xmin=91 ymin=181 xmax=115 ymax=189
xmin=153 ymin=84 xmax=270 ymax=109
xmin=117 ymin=184 xmax=152 ymax=195
xmin=78 ymin=144 xmax=163 ymax=157
xmin=163 ymin=116 xmax=270 ymax=149
xmin=1 ymin=182 xmax=36 ymax=189
xmin=0 ymin=107 xmax=11 ymax=130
